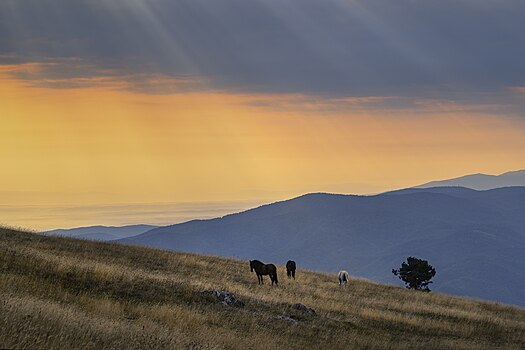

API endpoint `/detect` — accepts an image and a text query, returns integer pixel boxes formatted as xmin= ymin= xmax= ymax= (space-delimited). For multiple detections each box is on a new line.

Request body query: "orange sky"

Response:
xmin=1 ymin=66 xmax=525 ymax=229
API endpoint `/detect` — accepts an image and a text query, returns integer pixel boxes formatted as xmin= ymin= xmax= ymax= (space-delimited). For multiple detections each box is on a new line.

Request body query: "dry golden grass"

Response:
xmin=1 ymin=227 xmax=524 ymax=349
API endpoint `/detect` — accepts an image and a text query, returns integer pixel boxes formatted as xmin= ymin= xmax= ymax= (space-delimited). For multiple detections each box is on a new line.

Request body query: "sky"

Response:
xmin=1 ymin=0 xmax=525 ymax=230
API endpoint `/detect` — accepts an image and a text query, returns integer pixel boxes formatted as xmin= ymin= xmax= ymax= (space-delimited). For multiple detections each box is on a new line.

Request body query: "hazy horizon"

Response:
xmin=1 ymin=200 xmax=269 ymax=231
xmin=3 ymin=168 xmax=525 ymax=230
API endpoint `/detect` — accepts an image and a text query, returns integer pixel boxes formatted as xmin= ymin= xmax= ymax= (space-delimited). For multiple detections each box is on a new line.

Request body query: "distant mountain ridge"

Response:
xmin=45 ymin=224 xmax=158 ymax=241
xmin=122 ymin=186 xmax=525 ymax=306
xmin=415 ymin=170 xmax=525 ymax=190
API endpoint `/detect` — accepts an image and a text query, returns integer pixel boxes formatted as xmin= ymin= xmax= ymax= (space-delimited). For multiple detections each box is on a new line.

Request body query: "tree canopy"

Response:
xmin=392 ymin=257 xmax=436 ymax=292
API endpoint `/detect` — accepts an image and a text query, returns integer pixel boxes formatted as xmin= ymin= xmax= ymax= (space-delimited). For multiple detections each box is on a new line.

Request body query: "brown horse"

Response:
xmin=286 ymin=260 xmax=296 ymax=279
xmin=250 ymin=260 xmax=278 ymax=285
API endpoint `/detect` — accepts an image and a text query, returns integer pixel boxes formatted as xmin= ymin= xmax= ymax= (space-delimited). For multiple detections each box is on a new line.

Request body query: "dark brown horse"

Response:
xmin=249 ymin=260 xmax=278 ymax=285
xmin=286 ymin=260 xmax=296 ymax=279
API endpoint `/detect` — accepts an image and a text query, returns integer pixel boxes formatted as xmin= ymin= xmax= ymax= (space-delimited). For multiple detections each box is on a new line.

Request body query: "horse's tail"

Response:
xmin=273 ymin=265 xmax=278 ymax=285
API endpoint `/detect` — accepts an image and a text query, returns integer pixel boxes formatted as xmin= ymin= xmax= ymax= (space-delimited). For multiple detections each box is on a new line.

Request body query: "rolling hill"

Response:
xmin=416 ymin=170 xmax=525 ymax=190
xmin=122 ymin=187 xmax=525 ymax=307
xmin=2 ymin=227 xmax=524 ymax=349
xmin=44 ymin=224 xmax=158 ymax=241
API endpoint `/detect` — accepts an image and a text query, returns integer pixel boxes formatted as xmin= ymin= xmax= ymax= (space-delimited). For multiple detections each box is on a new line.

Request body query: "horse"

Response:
xmin=338 ymin=270 xmax=349 ymax=286
xmin=250 ymin=260 xmax=278 ymax=285
xmin=286 ymin=260 xmax=296 ymax=279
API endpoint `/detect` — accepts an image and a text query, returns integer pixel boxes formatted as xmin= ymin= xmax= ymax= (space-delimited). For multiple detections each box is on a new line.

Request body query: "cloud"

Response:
xmin=0 ymin=59 xmax=205 ymax=93
xmin=1 ymin=0 xmax=525 ymax=102
xmin=510 ymin=86 xmax=525 ymax=96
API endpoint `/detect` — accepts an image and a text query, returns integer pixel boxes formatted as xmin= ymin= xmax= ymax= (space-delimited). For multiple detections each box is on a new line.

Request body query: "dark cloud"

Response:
xmin=1 ymin=0 xmax=525 ymax=100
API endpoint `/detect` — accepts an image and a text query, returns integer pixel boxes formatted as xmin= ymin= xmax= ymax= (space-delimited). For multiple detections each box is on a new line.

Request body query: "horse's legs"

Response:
xmin=292 ymin=270 xmax=295 ymax=279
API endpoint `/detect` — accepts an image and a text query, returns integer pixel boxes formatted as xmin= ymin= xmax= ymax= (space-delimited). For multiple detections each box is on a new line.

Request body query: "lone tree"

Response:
xmin=392 ymin=257 xmax=436 ymax=292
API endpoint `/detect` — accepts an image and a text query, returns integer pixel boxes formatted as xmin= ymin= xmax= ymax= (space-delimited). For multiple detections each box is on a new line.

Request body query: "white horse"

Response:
xmin=338 ymin=270 xmax=349 ymax=286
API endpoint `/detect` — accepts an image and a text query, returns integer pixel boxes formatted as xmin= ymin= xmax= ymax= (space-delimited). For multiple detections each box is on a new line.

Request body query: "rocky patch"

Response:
xmin=292 ymin=303 xmax=315 ymax=314
xmin=202 ymin=290 xmax=245 ymax=308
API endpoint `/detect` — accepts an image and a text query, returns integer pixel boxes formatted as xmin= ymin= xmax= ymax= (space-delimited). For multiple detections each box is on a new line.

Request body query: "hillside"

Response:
xmin=415 ymin=170 xmax=525 ymax=190
xmin=44 ymin=224 xmax=158 ymax=241
xmin=1 ymin=227 xmax=525 ymax=349
xmin=122 ymin=187 xmax=525 ymax=307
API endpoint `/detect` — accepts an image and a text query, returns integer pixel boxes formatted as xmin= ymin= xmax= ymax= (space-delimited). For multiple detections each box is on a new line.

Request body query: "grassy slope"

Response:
xmin=1 ymin=227 xmax=524 ymax=350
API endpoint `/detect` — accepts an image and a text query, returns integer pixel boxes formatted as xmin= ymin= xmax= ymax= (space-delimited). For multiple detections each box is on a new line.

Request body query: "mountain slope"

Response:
xmin=416 ymin=170 xmax=525 ymax=190
xmin=44 ymin=224 xmax=158 ymax=241
xmin=2 ymin=227 xmax=525 ymax=349
xmin=123 ymin=187 xmax=525 ymax=306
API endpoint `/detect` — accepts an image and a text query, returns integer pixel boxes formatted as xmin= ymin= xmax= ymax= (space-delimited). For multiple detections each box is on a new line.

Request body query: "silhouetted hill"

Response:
xmin=45 ymin=224 xmax=158 ymax=241
xmin=416 ymin=170 xmax=525 ymax=190
xmin=122 ymin=187 xmax=525 ymax=306
xmin=4 ymin=227 xmax=525 ymax=349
